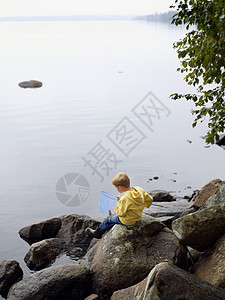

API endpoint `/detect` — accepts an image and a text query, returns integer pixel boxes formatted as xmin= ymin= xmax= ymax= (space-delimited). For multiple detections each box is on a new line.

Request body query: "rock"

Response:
xmin=56 ymin=214 xmax=101 ymax=259
xmin=84 ymin=295 xmax=100 ymax=300
xmin=144 ymin=198 xmax=190 ymax=219
xmin=86 ymin=238 xmax=99 ymax=252
xmin=148 ymin=190 xmax=175 ymax=202
xmin=193 ymin=232 xmax=225 ymax=289
xmin=19 ymin=214 xmax=101 ymax=260
xmin=7 ymin=264 xmax=90 ymax=300
xmin=110 ymin=262 xmax=225 ymax=300
xmin=160 ymin=213 xmax=182 ymax=229
xmin=111 ymin=277 xmax=149 ymax=300
xmin=0 ymin=260 xmax=23 ymax=298
xmin=200 ymin=182 xmax=225 ymax=210
xmin=172 ymin=203 xmax=225 ymax=251
xmin=184 ymin=189 xmax=200 ymax=202
xmin=188 ymin=247 xmax=204 ymax=264
xmin=190 ymin=179 xmax=224 ymax=209
xmin=19 ymin=216 xmax=63 ymax=245
xmin=24 ymin=238 xmax=67 ymax=270
xmin=180 ymin=206 xmax=198 ymax=217
xmin=18 ymin=80 xmax=42 ymax=88
xmin=81 ymin=215 xmax=187 ymax=298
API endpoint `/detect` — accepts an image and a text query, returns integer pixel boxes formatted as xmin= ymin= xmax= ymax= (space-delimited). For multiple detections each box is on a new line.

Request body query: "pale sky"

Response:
xmin=0 ymin=0 xmax=173 ymax=17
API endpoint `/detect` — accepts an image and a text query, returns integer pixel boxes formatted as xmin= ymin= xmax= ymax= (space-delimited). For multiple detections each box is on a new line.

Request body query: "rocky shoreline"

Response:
xmin=0 ymin=179 xmax=225 ymax=299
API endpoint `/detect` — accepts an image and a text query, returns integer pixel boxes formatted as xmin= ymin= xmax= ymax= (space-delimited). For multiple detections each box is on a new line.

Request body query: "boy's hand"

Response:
xmin=116 ymin=196 xmax=121 ymax=200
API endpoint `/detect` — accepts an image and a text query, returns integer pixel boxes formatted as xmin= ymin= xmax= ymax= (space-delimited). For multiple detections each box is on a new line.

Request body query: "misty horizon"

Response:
xmin=0 ymin=11 xmax=175 ymax=22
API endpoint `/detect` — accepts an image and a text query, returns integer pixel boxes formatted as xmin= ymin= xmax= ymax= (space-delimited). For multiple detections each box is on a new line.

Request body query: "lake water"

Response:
xmin=0 ymin=20 xmax=224 ymax=281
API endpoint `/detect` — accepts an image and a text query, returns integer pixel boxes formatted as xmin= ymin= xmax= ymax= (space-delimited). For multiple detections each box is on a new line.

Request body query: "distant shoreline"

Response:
xmin=0 ymin=15 xmax=135 ymax=22
xmin=0 ymin=12 xmax=175 ymax=23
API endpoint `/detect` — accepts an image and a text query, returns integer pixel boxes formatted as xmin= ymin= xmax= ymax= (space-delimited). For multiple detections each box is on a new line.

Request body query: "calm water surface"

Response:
xmin=0 ymin=21 xmax=224 ymax=279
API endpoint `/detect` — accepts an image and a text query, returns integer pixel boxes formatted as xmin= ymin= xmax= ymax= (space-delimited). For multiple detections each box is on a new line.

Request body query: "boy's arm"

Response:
xmin=144 ymin=191 xmax=153 ymax=208
xmin=116 ymin=196 xmax=128 ymax=217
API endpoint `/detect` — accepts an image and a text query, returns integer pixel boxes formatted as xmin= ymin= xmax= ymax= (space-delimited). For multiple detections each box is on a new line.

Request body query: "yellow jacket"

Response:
xmin=116 ymin=187 xmax=153 ymax=225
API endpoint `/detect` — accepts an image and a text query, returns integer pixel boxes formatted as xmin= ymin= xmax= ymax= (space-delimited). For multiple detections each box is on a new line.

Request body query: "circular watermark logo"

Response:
xmin=55 ymin=173 xmax=90 ymax=207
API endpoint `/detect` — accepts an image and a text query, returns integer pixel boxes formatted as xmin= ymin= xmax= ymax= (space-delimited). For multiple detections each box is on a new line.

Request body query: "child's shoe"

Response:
xmin=85 ymin=227 xmax=103 ymax=239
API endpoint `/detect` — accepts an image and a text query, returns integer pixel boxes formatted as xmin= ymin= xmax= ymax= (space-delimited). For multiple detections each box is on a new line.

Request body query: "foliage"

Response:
xmin=170 ymin=0 xmax=225 ymax=144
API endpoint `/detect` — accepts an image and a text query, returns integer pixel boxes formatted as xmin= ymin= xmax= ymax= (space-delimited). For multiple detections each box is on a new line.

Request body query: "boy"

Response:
xmin=85 ymin=172 xmax=153 ymax=238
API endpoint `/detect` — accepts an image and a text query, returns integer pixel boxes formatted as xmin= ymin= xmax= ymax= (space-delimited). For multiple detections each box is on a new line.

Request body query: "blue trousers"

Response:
xmin=99 ymin=215 xmax=124 ymax=232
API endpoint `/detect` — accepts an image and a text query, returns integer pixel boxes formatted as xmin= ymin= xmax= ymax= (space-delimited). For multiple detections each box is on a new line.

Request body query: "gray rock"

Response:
xmin=18 ymin=80 xmax=42 ymax=88
xmin=188 ymin=247 xmax=204 ymax=264
xmin=19 ymin=214 xmax=101 ymax=270
xmin=56 ymin=214 xmax=101 ymax=246
xmin=24 ymin=238 xmax=67 ymax=270
xmin=193 ymin=232 xmax=225 ymax=289
xmin=111 ymin=262 xmax=225 ymax=300
xmin=144 ymin=198 xmax=190 ymax=220
xmin=172 ymin=203 xmax=225 ymax=251
xmin=19 ymin=214 xmax=101 ymax=260
xmin=7 ymin=264 xmax=90 ymax=300
xmin=81 ymin=214 xmax=187 ymax=298
xmin=180 ymin=206 xmax=198 ymax=217
xmin=190 ymin=179 xmax=224 ymax=209
xmin=200 ymin=182 xmax=225 ymax=210
xmin=148 ymin=190 xmax=176 ymax=202
xmin=0 ymin=260 xmax=23 ymax=298
xmin=159 ymin=213 xmax=183 ymax=229
xmin=19 ymin=216 xmax=63 ymax=245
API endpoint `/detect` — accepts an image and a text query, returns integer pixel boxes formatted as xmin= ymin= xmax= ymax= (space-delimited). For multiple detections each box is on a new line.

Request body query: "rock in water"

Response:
xmin=193 ymin=232 xmax=225 ymax=289
xmin=148 ymin=190 xmax=175 ymax=202
xmin=19 ymin=214 xmax=102 ymax=266
xmin=18 ymin=80 xmax=42 ymax=88
xmin=19 ymin=216 xmax=63 ymax=245
xmin=7 ymin=264 xmax=90 ymax=300
xmin=81 ymin=214 xmax=187 ymax=298
xmin=0 ymin=260 xmax=23 ymax=298
xmin=172 ymin=203 xmax=225 ymax=251
xmin=111 ymin=262 xmax=225 ymax=300
xmin=24 ymin=238 xmax=67 ymax=270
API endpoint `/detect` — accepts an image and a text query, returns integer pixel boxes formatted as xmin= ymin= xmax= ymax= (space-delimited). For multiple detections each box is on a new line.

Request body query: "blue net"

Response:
xmin=100 ymin=191 xmax=117 ymax=213
xmin=99 ymin=191 xmax=163 ymax=213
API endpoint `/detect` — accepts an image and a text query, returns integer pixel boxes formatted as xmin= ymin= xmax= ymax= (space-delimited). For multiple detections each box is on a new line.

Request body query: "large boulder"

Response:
xmin=111 ymin=262 xmax=225 ymax=300
xmin=24 ymin=238 xmax=67 ymax=270
xmin=148 ymin=190 xmax=175 ymax=202
xmin=193 ymin=232 xmax=225 ymax=289
xmin=200 ymin=182 xmax=225 ymax=210
xmin=81 ymin=215 xmax=187 ymax=298
xmin=7 ymin=264 xmax=90 ymax=300
xmin=0 ymin=260 xmax=23 ymax=298
xmin=18 ymin=80 xmax=42 ymax=88
xmin=191 ymin=179 xmax=224 ymax=209
xmin=172 ymin=203 xmax=225 ymax=251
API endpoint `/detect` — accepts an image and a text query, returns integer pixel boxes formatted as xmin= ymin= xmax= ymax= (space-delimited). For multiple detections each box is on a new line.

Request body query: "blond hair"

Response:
xmin=112 ymin=172 xmax=130 ymax=188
